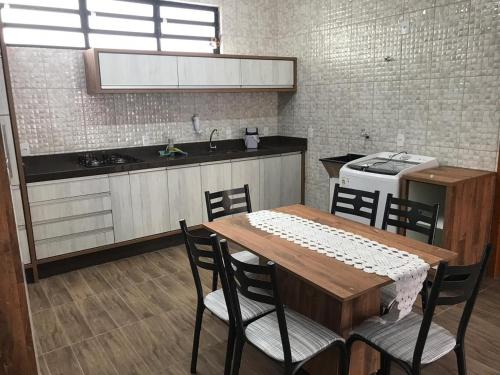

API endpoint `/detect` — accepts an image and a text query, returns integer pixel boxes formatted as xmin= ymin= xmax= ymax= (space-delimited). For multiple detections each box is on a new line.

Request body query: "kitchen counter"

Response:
xmin=23 ymin=136 xmax=307 ymax=183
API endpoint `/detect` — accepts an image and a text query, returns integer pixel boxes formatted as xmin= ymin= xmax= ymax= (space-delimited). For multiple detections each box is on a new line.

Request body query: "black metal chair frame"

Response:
xmin=381 ymin=194 xmax=439 ymax=245
xmin=205 ymin=184 xmax=252 ymax=222
xmin=215 ymin=239 xmax=348 ymax=375
xmin=331 ymin=183 xmax=380 ymax=227
xmin=180 ymin=220 xmax=268 ymax=375
xmin=347 ymin=244 xmax=493 ymax=375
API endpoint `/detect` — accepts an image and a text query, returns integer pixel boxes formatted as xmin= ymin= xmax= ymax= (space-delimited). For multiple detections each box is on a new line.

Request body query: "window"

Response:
xmin=0 ymin=0 xmax=220 ymax=53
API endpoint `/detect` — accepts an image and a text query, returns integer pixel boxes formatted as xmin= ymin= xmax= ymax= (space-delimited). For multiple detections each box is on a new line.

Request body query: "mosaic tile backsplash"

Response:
xmin=8 ymin=0 xmax=280 ymax=155
xmin=276 ymin=0 xmax=500 ymax=210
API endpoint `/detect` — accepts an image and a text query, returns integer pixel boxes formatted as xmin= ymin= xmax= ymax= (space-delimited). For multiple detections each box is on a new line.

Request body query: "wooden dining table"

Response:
xmin=203 ymin=204 xmax=457 ymax=375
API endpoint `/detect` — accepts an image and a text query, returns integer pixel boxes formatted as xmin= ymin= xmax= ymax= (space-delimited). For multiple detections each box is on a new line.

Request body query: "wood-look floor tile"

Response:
xmin=54 ymin=302 xmax=93 ymax=344
xmin=32 ymin=308 xmax=68 ymax=353
xmin=43 ymin=346 xmax=84 ymax=375
xmin=144 ymin=251 xmax=181 ymax=274
xmin=97 ymin=289 xmax=138 ymax=327
xmin=97 ymin=329 xmax=151 ymax=375
xmin=130 ymin=254 xmax=164 ymax=279
xmin=114 ymin=258 xmax=149 ymax=284
xmin=73 ymin=337 xmax=118 ymax=375
xmin=37 ymin=356 xmax=51 ymax=375
xmin=96 ymin=262 xmax=134 ymax=289
xmin=28 ymin=282 xmax=51 ymax=313
xmin=75 ymin=295 xmax=117 ymax=335
xmin=60 ymin=271 xmax=94 ymax=300
xmin=135 ymin=279 xmax=178 ymax=314
xmin=79 ymin=266 xmax=113 ymax=294
xmin=155 ymin=273 xmax=197 ymax=306
xmin=121 ymin=319 xmax=174 ymax=373
xmin=115 ymin=284 xmax=155 ymax=320
xmin=41 ymin=275 xmax=73 ymax=307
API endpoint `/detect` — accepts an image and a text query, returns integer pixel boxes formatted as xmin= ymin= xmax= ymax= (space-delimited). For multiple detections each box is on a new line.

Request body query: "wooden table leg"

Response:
xmin=277 ymin=269 xmax=380 ymax=375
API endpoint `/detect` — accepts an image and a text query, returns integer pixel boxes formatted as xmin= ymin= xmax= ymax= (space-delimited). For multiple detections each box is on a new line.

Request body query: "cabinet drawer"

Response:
xmin=35 ymin=228 xmax=115 ymax=260
xmin=28 ymin=176 xmax=110 ymax=203
xmin=17 ymin=227 xmax=30 ymax=265
xmin=33 ymin=212 xmax=113 ymax=241
xmin=30 ymin=193 xmax=112 ymax=223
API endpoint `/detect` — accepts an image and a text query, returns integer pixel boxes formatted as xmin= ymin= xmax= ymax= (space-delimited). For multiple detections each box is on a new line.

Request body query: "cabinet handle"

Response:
xmin=0 ymin=121 xmax=12 ymax=179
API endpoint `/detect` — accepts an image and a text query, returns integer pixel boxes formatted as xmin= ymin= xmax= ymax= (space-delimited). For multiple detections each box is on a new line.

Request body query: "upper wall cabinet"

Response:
xmin=99 ymin=53 xmax=178 ymax=89
xmin=241 ymin=59 xmax=294 ymax=88
xmin=178 ymin=56 xmax=240 ymax=88
xmin=84 ymin=49 xmax=297 ymax=94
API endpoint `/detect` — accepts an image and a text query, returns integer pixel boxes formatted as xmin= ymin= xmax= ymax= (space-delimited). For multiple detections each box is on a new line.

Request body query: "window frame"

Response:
xmin=0 ymin=0 xmax=221 ymax=53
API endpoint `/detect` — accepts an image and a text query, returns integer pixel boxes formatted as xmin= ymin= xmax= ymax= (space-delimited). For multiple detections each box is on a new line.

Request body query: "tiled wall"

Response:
xmin=277 ymin=0 xmax=500 ymax=210
xmin=9 ymin=0 xmax=279 ymax=155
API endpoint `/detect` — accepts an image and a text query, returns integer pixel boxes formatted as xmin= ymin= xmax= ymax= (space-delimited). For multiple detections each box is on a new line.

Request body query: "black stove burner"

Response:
xmin=78 ymin=152 xmax=141 ymax=168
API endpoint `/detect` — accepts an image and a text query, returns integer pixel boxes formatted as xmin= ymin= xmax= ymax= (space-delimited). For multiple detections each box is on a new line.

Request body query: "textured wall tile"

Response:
xmin=350 ymin=21 xmax=376 ymax=82
xmin=374 ymin=16 xmax=403 ymax=81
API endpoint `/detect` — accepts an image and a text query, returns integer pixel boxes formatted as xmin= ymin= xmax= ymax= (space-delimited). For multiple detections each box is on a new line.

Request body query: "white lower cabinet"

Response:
xmin=231 ymin=158 xmax=261 ymax=211
xmin=280 ymin=153 xmax=302 ymax=206
xmin=109 ymin=172 xmax=134 ymax=242
xmin=259 ymin=156 xmax=282 ymax=209
xmin=200 ymin=161 xmax=232 ymax=222
xmin=17 ymin=227 xmax=30 ymax=265
xmin=129 ymin=168 xmax=170 ymax=237
xmin=167 ymin=165 xmax=203 ymax=230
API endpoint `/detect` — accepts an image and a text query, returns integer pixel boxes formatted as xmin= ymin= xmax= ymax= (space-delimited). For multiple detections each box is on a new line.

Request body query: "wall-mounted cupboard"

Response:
xmin=84 ymin=49 xmax=297 ymax=93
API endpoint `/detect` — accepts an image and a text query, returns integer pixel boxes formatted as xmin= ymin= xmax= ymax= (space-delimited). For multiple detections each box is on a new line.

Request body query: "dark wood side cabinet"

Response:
xmin=401 ymin=166 xmax=495 ymax=265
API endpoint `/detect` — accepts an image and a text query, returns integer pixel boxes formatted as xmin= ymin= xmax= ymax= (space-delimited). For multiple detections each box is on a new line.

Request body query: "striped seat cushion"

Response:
xmin=204 ymin=289 xmax=273 ymax=322
xmin=232 ymin=250 xmax=259 ymax=265
xmin=351 ymin=312 xmax=456 ymax=365
xmin=245 ymin=309 xmax=344 ymax=363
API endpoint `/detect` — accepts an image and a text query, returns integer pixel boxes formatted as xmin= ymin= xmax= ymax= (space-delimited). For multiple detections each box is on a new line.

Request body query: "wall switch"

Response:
xmin=400 ymin=19 xmax=410 ymax=34
xmin=396 ymin=132 xmax=405 ymax=148
xmin=20 ymin=142 xmax=30 ymax=155
xmin=142 ymin=135 xmax=151 ymax=146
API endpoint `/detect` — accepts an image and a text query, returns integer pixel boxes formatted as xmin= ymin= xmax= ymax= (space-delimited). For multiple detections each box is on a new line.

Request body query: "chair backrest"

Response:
xmin=331 ymin=183 xmax=380 ymax=227
xmin=180 ymin=220 xmax=219 ymax=302
xmin=204 ymin=184 xmax=252 ymax=222
xmin=413 ymin=245 xmax=493 ymax=366
xmin=215 ymin=239 xmax=294 ymax=364
xmin=381 ymin=194 xmax=439 ymax=244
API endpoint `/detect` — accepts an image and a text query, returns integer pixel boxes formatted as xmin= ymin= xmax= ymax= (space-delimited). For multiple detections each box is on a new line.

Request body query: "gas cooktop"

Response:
xmin=78 ymin=152 xmax=142 ymax=168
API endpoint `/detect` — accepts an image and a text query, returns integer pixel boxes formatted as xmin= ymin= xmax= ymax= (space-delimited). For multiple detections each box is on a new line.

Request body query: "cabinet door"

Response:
xmin=259 ymin=156 xmax=282 ymax=209
xmin=129 ymin=168 xmax=170 ymax=238
xmin=99 ymin=52 xmax=178 ymax=88
xmin=167 ymin=165 xmax=203 ymax=230
xmin=231 ymin=158 xmax=260 ymax=211
xmin=240 ymin=59 xmax=294 ymax=87
xmin=17 ymin=227 xmax=31 ymax=265
xmin=281 ymin=153 xmax=302 ymax=206
xmin=10 ymin=185 xmax=24 ymax=226
xmin=178 ymin=56 xmax=240 ymax=87
xmin=200 ymin=161 xmax=232 ymax=222
xmin=109 ymin=173 xmax=135 ymax=242
xmin=0 ymin=115 xmax=19 ymax=185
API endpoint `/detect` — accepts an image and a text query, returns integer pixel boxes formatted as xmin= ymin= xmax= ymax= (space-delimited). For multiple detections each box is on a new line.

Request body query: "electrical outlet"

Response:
xmin=397 ymin=132 xmax=405 ymax=148
xmin=20 ymin=142 xmax=30 ymax=155
xmin=400 ymin=19 xmax=410 ymax=35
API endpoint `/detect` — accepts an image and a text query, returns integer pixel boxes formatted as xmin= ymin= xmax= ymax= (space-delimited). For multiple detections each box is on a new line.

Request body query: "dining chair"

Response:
xmin=347 ymin=244 xmax=493 ymax=375
xmin=381 ymin=194 xmax=439 ymax=245
xmin=204 ymin=184 xmax=259 ymax=265
xmin=216 ymin=239 xmax=348 ymax=375
xmin=331 ymin=183 xmax=380 ymax=227
xmin=180 ymin=220 xmax=274 ymax=374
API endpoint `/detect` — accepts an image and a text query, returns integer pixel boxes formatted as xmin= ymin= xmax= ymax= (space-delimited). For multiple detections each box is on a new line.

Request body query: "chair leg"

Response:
xmin=231 ymin=337 xmax=245 ymax=375
xmin=420 ymin=282 xmax=428 ymax=312
xmin=337 ymin=343 xmax=349 ymax=375
xmin=378 ymin=353 xmax=391 ymax=375
xmin=455 ymin=345 xmax=467 ymax=375
xmin=224 ymin=325 xmax=236 ymax=375
xmin=190 ymin=305 xmax=205 ymax=373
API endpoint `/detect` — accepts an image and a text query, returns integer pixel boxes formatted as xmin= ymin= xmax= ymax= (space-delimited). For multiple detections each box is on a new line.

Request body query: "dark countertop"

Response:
xmin=23 ymin=136 xmax=307 ymax=183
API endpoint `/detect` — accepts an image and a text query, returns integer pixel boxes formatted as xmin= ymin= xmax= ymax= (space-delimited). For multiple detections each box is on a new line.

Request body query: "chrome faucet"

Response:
xmin=209 ymin=129 xmax=219 ymax=151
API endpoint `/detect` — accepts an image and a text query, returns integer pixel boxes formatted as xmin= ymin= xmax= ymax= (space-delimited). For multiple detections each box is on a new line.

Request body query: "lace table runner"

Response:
xmin=247 ymin=210 xmax=429 ymax=321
